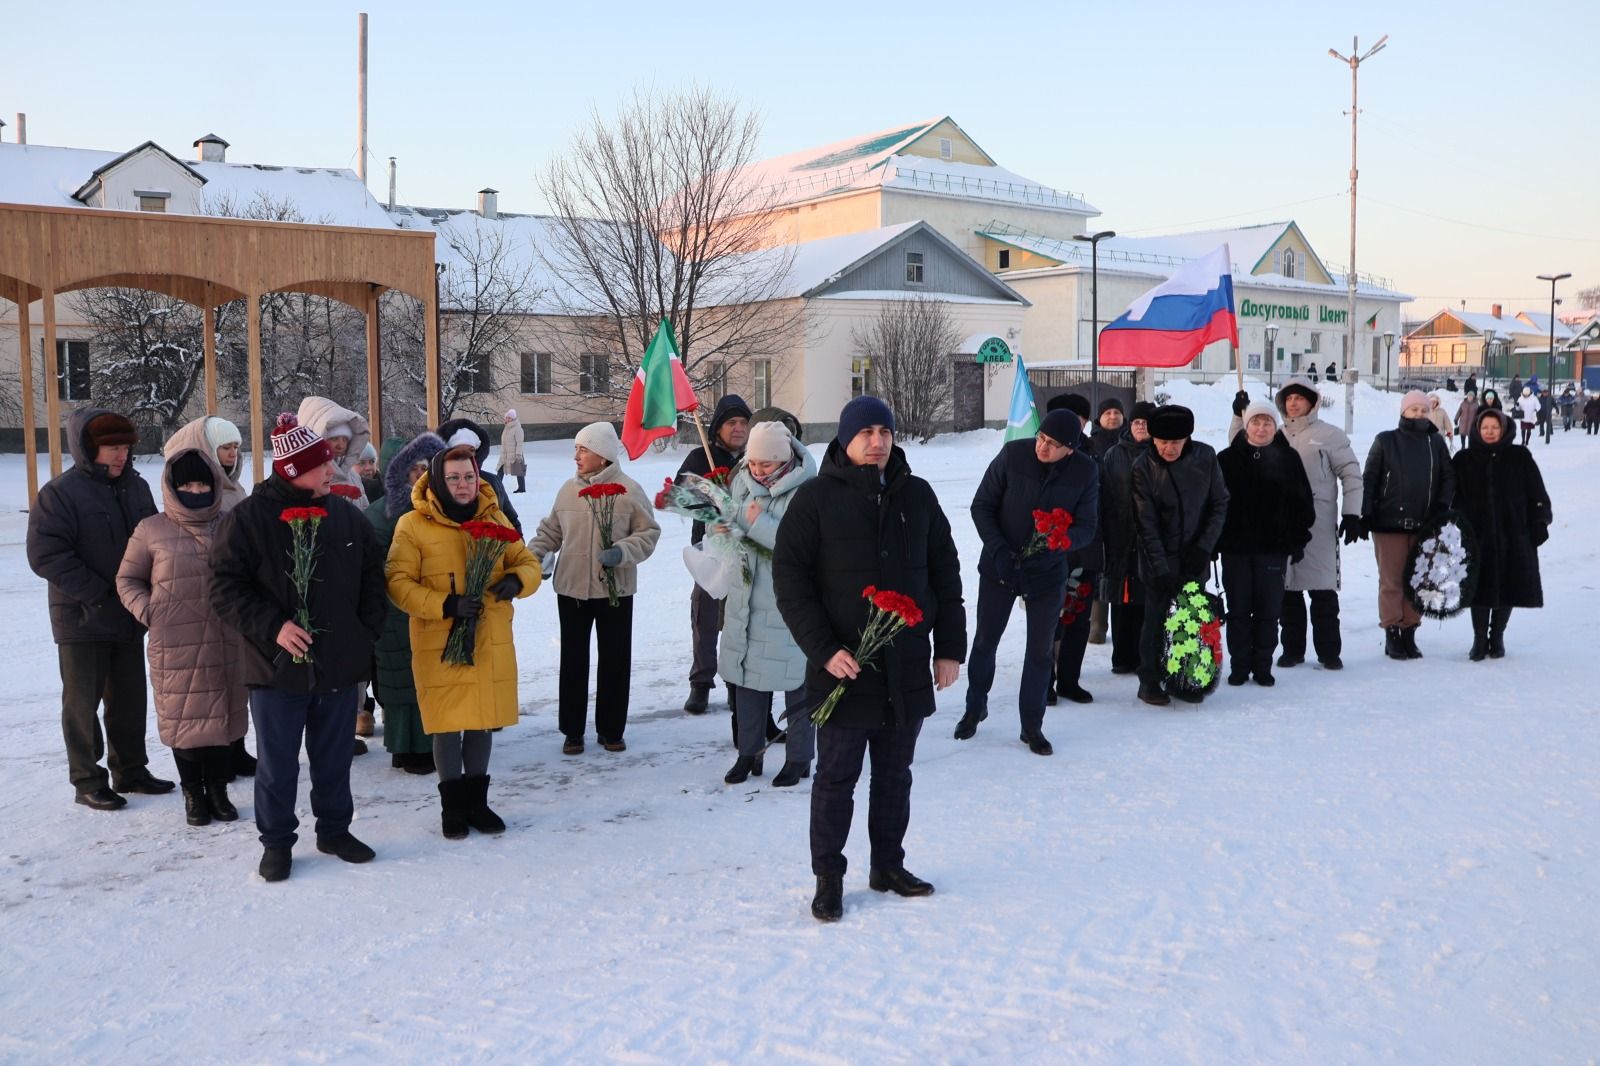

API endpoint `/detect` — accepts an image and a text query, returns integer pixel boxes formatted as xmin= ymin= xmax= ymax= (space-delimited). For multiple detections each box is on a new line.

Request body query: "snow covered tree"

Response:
xmin=850 ymin=298 xmax=961 ymax=442
xmin=70 ymin=286 xmax=214 ymax=433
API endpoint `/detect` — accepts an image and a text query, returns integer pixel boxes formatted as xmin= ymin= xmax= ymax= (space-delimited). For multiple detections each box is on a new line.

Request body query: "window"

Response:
xmin=850 ymin=356 xmax=875 ymax=398
xmin=751 ymin=359 xmax=772 ymax=409
xmin=54 ymin=339 xmax=90 ymax=401
xmin=519 ymin=351 xmax=552 ymax=395
xmin=938 ymin=137 xmax=954 ymax=160
xmin=455 ymin=356 xmax=493 ymax=395
xmin=137 ymin=195 xmax=167 ymax=213
xmin=1281 ymin=249 xmax=1297 ymax=279
xmin=997 ymin=249 xmax=1011 ymax=270
xmin=1309 ymin=332 xmax=1321 ymax=354
xmin=1421 ymin=342 xmax=1438 ymax=365
xmin=579 ymin=353 xmax=610 ymax=395
xmin=904 ymin=251 xmax=924 ymax=285
xmin=1372 ymin=335 xmax=1382 ymax=376
xmin=1450 ymin=342 xmax=1468 ymax=364
xmin=702 ymin=361 xmax=727 ymax=404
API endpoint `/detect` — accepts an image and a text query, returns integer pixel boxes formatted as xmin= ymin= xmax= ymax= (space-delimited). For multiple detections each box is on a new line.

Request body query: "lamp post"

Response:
xmin=1383 ymin=330 xmax=1395 ymax=392
xmin=1073 ymin=230 xmax=1116 ymax=408
xmin=1481 ymin=328 xmax=1497 ymax=387
xmin=1538 ymin=273 xmax=1570 ymax=444
xmin=1329 ymin=34 xmax=1389 ymax=393
xmin=1265 ymin=323 xmax=1279 ymax=392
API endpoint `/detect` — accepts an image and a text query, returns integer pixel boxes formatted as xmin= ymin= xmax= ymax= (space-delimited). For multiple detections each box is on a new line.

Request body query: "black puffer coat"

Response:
xmin=1362 ymin=417 xmax=1456 ymax=533
xmin=1100 ymin=428 xmax=1152 ymax=604
xmin=1216 ymin=430 xmax=1316 ymax=558
xmin=210 ymin=475 xmax=387 ymax=693
xmin=1451 ymin=410 xmax=1551 ymax=608
xmin=971 ymin=439 xmax=1100 ymax=599
xmin=26 ymin=407 xmax=158 ymax=644
xmin=1130 ymin=439 xmax=1230 ymax=584
xmin=773 ymin=442 xmax=966 ymax=729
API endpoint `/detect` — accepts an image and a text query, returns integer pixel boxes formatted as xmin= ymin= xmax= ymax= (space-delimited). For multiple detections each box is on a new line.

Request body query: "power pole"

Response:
xmin=1329 ymin=34 xmax=1387 ymax=434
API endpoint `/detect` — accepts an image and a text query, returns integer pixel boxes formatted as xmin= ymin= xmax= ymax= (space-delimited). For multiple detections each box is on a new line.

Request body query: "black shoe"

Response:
xmin=352 ymin=738 xmax=368 ymax=756
xmin=438 ymin=778 xmax=469 ymax=839
xmin=1276 ymin=653 xmax=1304 ymax=668
xmin=812 ymin=874 xmax=844 ymax=922
xmin=231 ymin=740 xmax=257 ymax=777
xmin=182 ymin=785 xmax=211 ymax=826
xmin=1020 ymin=729 xmax=1053 ymax=756
xmin=953 ymin=707 xmax=986 ymax=740
xmin=1254 ymin=671 xmax=1276 ymax=688
xmin=684 ymin=684 xmax=711 ymax=715
xmin=1057 ymin=684 xmax=1094 ymax=704
xmin=599 ymin=736 xmax=627 ymax=753
xmin=408 ymin=751 xmax=437 ymax=775
xmin=1227 ymin=670 xmax=1249 ymax=686
xmin=1469 ymin=634 xmax=1488 ymax=661
xmin=1400 ymin=627 xmax=1423 ymax=659
xmin=258 ymin=846 xmax=293 ymax=882
xmin=724 ymin=754 xmax=764 ymax=784
xmin=1318 ymin=656 xmax=1343 ymax=670
xmin=1384 ymin=626 xmax=1408 ymax=660
xmin=771 ymin=761 xmax=810 ymax=787
xmin=1137 ymin=684 xmax=1171 ymax=707
xmin=562 ymin=737 xmax=584 ymax=755
xmin=1045 ymin=687 xmax=1059 ymax=706
xmin=1488 ymin=611 xmax=1508 ymax=659
xmin=112 ymin=768 xmax=175 ymax=795
xmin=316 ymin=832 xmax=376 ymax=864
xmin=869 ymin=867 xmax=935 ymax=897
xmin=205 ymin=782 xmax=238 ymax=822
xmin=1110 ymin=664 xmax=1138 ymax=675
xmin=75 ymin=786 xmax=128 ymax=811
xmin=463 ymin=775 xmax=505 ymax=834
xmin=1487 ymin=637 xmax=1506 ymax=659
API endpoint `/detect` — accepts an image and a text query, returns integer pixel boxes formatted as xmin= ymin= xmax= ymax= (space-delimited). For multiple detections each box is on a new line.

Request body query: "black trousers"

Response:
xmin=811 ymin=717 xmax=922 ymax=877
xmin=58 ymin=639 xmax=150 ymax=792
xmin=1221 ymin=553 xmax=1288 ymax=676
xmin=688 ymin=585 xmax=720 ymax=688
xmin=1280 ymin=588 xmax=1342 ymax=662
xmin=173 ymin=745 xmax=233 ymax=786
xmin=964 ymin=574 xmax=1063 ymax=732
xmin=1138 ymin=587 xmax=1176 ymax=687
xmin=1109 ymin=573 xmax=1146 ymax=673
xmin=1054 ymin=603 xmax=1092 ymax=693
xmin=558 ymin=594 xmax=633 ymax=742
xmin=250 ymin=686 xmax=359 ymax=849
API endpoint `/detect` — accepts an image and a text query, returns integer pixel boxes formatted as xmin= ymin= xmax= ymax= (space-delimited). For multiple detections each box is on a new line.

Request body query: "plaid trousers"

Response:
xmin=810 ymin=716 xmax=922 ymax=877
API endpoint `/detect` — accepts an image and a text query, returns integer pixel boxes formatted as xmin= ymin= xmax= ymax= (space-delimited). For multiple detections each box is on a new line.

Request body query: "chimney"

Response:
xmin=387 ymin=157 xmax=397 ymax=210
xmin=15 ymin=112 xmax=25 ymax=144
xmin=1491 ymin=303 xmax=1502 ymax=319
xmin=194 ymin=133 xmax=229 ymax=163
xmin=477 ymin=188 xmax=499 ymax=220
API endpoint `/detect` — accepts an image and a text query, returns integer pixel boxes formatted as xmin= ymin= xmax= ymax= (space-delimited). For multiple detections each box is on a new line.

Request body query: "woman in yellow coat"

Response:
xmin=386 ymin=444 xmax=540 ymax=838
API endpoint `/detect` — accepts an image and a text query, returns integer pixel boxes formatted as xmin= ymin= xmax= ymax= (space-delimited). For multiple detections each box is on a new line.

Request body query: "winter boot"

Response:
xmin=723 ymin=754 xmax=764 ymax=784
xmin=174 ymin=754 xmax=209 ymax=826
xmin=953 ymin=706 xmax=986 ymax=740
xmin=1056 ymin=683 xmax=1094 ymax=704
xmin=771 ymin=761 xmax=810 ymax=787
xmin=1137 ymin=683 xmax=1171 ymax=707
xmin=812 ymin=874 xmax=844 ymax=922
xmin=684 ymin=684 xmax=711 ymax=716
xmin=1400 ymin=627 xmax=1424 ymax=659
xmin=463 ymin=774 xmax=506 ymax=834
xmin=203 ymin=747 xmax=238 ymax=821
xmin=438 ymin=778 xmax=469 ymax=840
xmin=1469 ymin=608 xmax=1490 ymax=661
xmin=1488 ymin=608 xmax=1511 ymax=659
xmin=258 ymin=846 xmax=292 ymax=882
xmin=315 ymin=832 xmax=376 ymax=864
xmin=1384 ymin=626 xmax=1408 ymax=660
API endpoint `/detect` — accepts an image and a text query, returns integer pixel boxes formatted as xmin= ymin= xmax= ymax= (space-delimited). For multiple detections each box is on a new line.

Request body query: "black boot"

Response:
xmin=463 ymin=774 xmax=506 ymax=834
xmin=953 ymin=706 xmax=986 ymax=740
xmin=258 ymin=845 xmax=292 ymax=882
xmin=1469 ymin=608 xmax=1490 ymax=661
xmin=771 ymin=761 xmax=810 ymax=787
xmin=1056 ymin=683 xmax=1094 ymax=704
xmin=1488 ymin=608 xmax=1511 ymax=659
xmin=812 ymin=874 xmax=844 ymax=922
xmin=1384 ymin=626 xmax=1408 ymax=660
xmin=316 ymin=832 xmax=376 ymax=863
xmin=182 ymin=785 xmax=211 ymax=826
xmin=438 ymin=778 xmax=469 ymax=840
xmin=175 ymin=754 xmax=209 ymax=826
xmin=723 ymin=753 xmax=764 ymax=784
xmin=1019 ymin=729 xmax=1053 ymax=756
xmin=1137 ymin=683 xmax=1171 ymax=706
xmin=684 ymin=684 xmax=710 ymax=715
xmin=203 ymin=747 xmax=238 ymax=821
xmin=1401 ymin=627 xmax=1424 ymax=659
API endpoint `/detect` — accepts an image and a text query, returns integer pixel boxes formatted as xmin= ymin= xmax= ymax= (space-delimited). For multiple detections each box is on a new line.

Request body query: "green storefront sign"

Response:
xmin=1239 ymin=298 xmax=1349 ymax=326
xmin=975 ymin=336 xmax=1013 ymax=364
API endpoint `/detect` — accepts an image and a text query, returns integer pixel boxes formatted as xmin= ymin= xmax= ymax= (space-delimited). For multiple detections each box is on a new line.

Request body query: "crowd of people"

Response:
xmin=24 ymin=377 xmax=1556 ymax=918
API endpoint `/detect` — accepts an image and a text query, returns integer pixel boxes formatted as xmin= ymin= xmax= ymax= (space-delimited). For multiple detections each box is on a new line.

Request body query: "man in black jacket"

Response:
xmin=1130 ymin=405 xmax=1230 ymax=706
xmin=958 ymin=408 xmax=1099 ymax=754
xmin=27 ymin=408 xmax=168 ymax=809
xmin=773 ymin=396 xmax=966 ymax=922
xmin=1101 ymin=402 xmax=1156 ymax=674
xmin=210 ymin=413 xmax=388 ymax=882
xmin=677 ymin=393 xmax=752 ymax=716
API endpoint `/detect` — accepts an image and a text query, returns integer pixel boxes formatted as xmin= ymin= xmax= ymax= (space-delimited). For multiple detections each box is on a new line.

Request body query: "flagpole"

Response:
xmin=1234 ymin=346 xmax=1245 ymax=394
xmin=687 ymin=404 xmax=716 ymax=469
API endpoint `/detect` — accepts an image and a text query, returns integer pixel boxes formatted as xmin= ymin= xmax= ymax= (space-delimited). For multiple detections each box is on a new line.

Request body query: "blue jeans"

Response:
xmin=250 ymin=686 xmax=359 ymax=848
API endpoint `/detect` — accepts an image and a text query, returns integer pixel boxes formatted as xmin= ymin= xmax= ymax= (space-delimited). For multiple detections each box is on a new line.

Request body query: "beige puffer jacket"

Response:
xmin=528 ymin=462 xmax=660 ymax=600
xmin=165 ymin=416 xmax=246 ymax=511
xmin=116 ymin=445 xmax=247 ymax=749
xmin=297 ymin=395 xmax=371 ymax=510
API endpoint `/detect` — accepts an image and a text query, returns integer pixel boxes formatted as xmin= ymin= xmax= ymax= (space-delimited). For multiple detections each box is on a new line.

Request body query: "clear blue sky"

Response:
xmin=5 ymin=0 xmax=1596 ymax=316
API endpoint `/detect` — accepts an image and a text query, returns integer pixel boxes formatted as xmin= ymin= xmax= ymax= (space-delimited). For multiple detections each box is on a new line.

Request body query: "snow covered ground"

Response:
xmin=1 ymin=381 xmax=1596 ymax=1064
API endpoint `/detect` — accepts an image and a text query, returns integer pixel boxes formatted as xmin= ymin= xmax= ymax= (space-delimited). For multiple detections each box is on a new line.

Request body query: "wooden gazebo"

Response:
xmin=1 ymin=202 xmax=441 ymax=504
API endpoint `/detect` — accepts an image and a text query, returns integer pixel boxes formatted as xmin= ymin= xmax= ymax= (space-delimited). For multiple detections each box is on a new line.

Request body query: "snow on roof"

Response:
xmin=1514 ymin=311 xmax=1575 ymax=340
xmin=1433 ymin=310 xmax=1559 ymax=339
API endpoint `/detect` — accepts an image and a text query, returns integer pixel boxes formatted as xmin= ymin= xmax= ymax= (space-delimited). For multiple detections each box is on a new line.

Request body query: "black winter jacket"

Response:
xmin=773 ymin=442 xmax=966 ymax=729
xmin=971 ymin=439 xmax=1100 ymax=598
xmin=27 ymin=407 xmax=158 ymax=644
xmin=1362 ymin=418 xmax=1456 ymax=533
xmin=209 ymin=475 xmax=387 ymax=693
xmin=676 ymin=394 xmax=750 ymax=546
xmin=1100 ymin=428 xmax=1152 ymax=604
xmin=1451 ymin=411 xmax=1551 ymax=608
xmin=1130 ymin=439 xmax=1230 ymax=585
xmin=1216 ymin=430 xmax=1316 ymax=559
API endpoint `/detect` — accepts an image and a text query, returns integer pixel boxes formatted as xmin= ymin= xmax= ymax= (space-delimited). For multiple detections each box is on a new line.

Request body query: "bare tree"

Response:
xmin=851 ymin=298 xmax=961 ymax=442
xmin=537 ymin=85 xmax=803 ymax=414
xmin=1576 ymin=284 xmax=1600 ymax=310
xmin=71 ymin=286 xmax=213 ymax=433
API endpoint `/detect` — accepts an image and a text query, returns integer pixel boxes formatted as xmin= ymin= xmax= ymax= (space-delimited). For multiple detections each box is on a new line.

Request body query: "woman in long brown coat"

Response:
xmin=117 ymin=446 xmax=248 ymax=827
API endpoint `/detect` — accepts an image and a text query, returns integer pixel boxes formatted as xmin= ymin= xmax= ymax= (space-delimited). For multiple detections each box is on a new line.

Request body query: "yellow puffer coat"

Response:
xmin=386 ymin=477 xmax=541 ymax=733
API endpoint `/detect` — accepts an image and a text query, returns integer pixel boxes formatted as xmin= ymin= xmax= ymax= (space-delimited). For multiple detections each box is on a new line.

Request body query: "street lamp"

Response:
xmin=1264 ymin=323 xmax=1279 ymax=391
xmin=1481 ymin=328 xmax=1497 ymax=386
xmin=1073 ymin=229 xmax=1116 ymax=408
xmin=1330 ymin=34 xmax=1389 ymax=391
xmin=1537 ymin=272 xmax=1570 ymax=444
xmin=1383 ymin=330 xmax=1395 ymax=392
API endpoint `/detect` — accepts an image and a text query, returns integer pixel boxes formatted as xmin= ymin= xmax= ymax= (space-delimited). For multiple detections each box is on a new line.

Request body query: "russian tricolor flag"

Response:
xmin=1099 ymin=244 xmax=1239 ymax=368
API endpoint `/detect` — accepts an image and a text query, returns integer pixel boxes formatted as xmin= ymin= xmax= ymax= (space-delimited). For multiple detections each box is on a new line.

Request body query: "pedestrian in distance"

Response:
xmin=499 ymin=409 xmax=527 ymax=494
xmin=1514 ymin=387 xmax=1540 ymax=447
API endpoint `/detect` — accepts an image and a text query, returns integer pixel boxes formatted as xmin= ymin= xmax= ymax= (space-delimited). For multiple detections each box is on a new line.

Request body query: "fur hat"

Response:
xmin=575 ymin=422 xmax=620 ymax=463
xmin=1242 ymin=400 xmax=1280 ymax=427
xmin=85 ymin=412 xmax=138 ymax=450
xmin=1046 ymin=392 xmax=1091 ymax=420
xmin=1148 ymin=405 xmax=1195 ymax=441
xmin=1038 ymin=408 xmax=1083 ymax=449
xmin=746 ymin=420 xmax=793 ymax=463
xmin=384 ymin=432 xmax=447 ymax=519
xmin=837 ymin=396 xmax=895 ymax=448
xmin=270 ymin=412 xmax=332 ymax=480
xmin=1128 ymin=400 xmax=1158 ymax=424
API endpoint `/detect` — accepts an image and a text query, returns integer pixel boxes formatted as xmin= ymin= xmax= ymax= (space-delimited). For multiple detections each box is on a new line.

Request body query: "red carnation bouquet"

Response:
xmin=329 ymin=483 xmax=363 ymax=500
xmin=279 ymin=506 xmax=329 ymax=663
xmin=705 ymin=466 xmax=732 ymax=487
xmin=1021 ymin=508 xmax=1074 ymax=559
xmin=809 ymin=586 xmax=925 ymax=727
xmin=578 ymin=482 xmax=629 ymax=606
xmin=442 ymin=518 xmax=523 ymax=666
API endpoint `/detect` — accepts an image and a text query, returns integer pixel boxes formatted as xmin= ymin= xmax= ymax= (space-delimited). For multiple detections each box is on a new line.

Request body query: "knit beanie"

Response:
xmin=202 ymin=416 xmax=242 ymax=453
xmin=504 ymin=409 xmax=518 ymax=422
xmin=1128 ymin=400 xmax=1158 ymax=424
xmin=746 ymin=420 xmax=793 ymax=463
xmin=1148 ymin=405 xmax=1195 ymax=440
xmin=1401 ymin=390 xmax=1429 ymax=412
xmin=1242 ymin=400 xmax=1280 ymax=427
xmin=1046 ymin=392 xmax=1091 ymax=420
xmin=85 ymin=412 xmax=138 ymax=450
xmin=270 ymin=412 xmax=332 ymax=480
xmin=1097 ymin=397 xmax=1125 ymax=417
xmin=169 ymin=450 xmax=214 ymax=487
xmin=836 ymin=396 xmax=895 ymax=448
xmin=575 ymin=421 xmax=620 ymax=463
xmin=1038 ymin=408 xmax=1083 ymax=449
xmin=358 ymin=441 xmax=378 ymax=463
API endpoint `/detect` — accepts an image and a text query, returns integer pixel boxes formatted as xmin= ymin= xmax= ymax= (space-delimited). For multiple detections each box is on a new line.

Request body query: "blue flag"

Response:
xmin=1004 ymin=356 xmax=1041 ymax=442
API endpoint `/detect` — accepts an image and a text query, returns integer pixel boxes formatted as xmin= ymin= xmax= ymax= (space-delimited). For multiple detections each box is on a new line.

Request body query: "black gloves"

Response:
xmin=487 ymin=574 xmax=522 ymax=601
xmin=1232 ymin=390 xmax=1251 ymax=417
xmin=1151 ymin=572 xmax=1180 ymax=600
xmin=994 ymin=549 xmax=1021 ymax=588
xmin=1339 ymin=514 xmax=1366 ymax=544
xmin=442 ymin=594 xmax=483 ymax=619
xmin=1179 ymin=546 xmax=1210 ymax=578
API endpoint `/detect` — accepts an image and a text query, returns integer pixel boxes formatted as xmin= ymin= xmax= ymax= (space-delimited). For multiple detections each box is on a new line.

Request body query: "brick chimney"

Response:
xmin=1491 ymin=303 xmax=1503 ymax=319
xmin=194 ymin=133 xmax=229 ymax=163
xmin=477 ymin=188 xmax=499 ymax=220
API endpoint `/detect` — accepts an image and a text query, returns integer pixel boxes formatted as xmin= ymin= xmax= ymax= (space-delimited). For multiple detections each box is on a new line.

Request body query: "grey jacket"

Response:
xmin=1275 ymin=379 xmax=1363 ymax=591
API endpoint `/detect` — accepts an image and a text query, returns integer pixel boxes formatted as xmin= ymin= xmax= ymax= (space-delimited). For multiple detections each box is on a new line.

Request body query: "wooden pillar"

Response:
xmin=248 ymin=293 xmax=264 ymax=486
xmin=16 ymin=282 xmax=38 ymax=505
xmin=425 ymin=275 xmax=441 ymax=427
xmin=42 ymin=287 xmax=62 ymax=478
xmin=365 ymin=285 xmax=382 ymax=444
xmin=203 ymin=283 xmax=218 ymax=415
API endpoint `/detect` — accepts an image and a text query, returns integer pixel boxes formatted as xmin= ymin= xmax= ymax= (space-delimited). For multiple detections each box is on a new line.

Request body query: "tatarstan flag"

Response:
xmin=621 ymin=319 xmax=700 ymax=459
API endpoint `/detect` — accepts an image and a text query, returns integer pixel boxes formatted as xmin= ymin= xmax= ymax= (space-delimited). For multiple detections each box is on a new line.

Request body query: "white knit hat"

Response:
xmin=323 ymin=422 xmax=353 ymax=440
xmin=745 ymin=421 xmax=793 ymax=462
xmin=504 ymin=409 xmax=518 ymax=422
xmin=203 ymin=416 xmax=241 ymax=452
xmin=1242 ymin=400 xmax=1280 ymax=427
xmin=575 ymin=422 xmax=620 ymax=463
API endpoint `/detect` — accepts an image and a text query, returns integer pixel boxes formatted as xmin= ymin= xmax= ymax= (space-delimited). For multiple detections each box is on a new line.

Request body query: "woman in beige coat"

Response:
xmin=528 ymin=422 xmax=660 ymax=754
xmin=116 ymin=446 xmax=247 ymax=827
